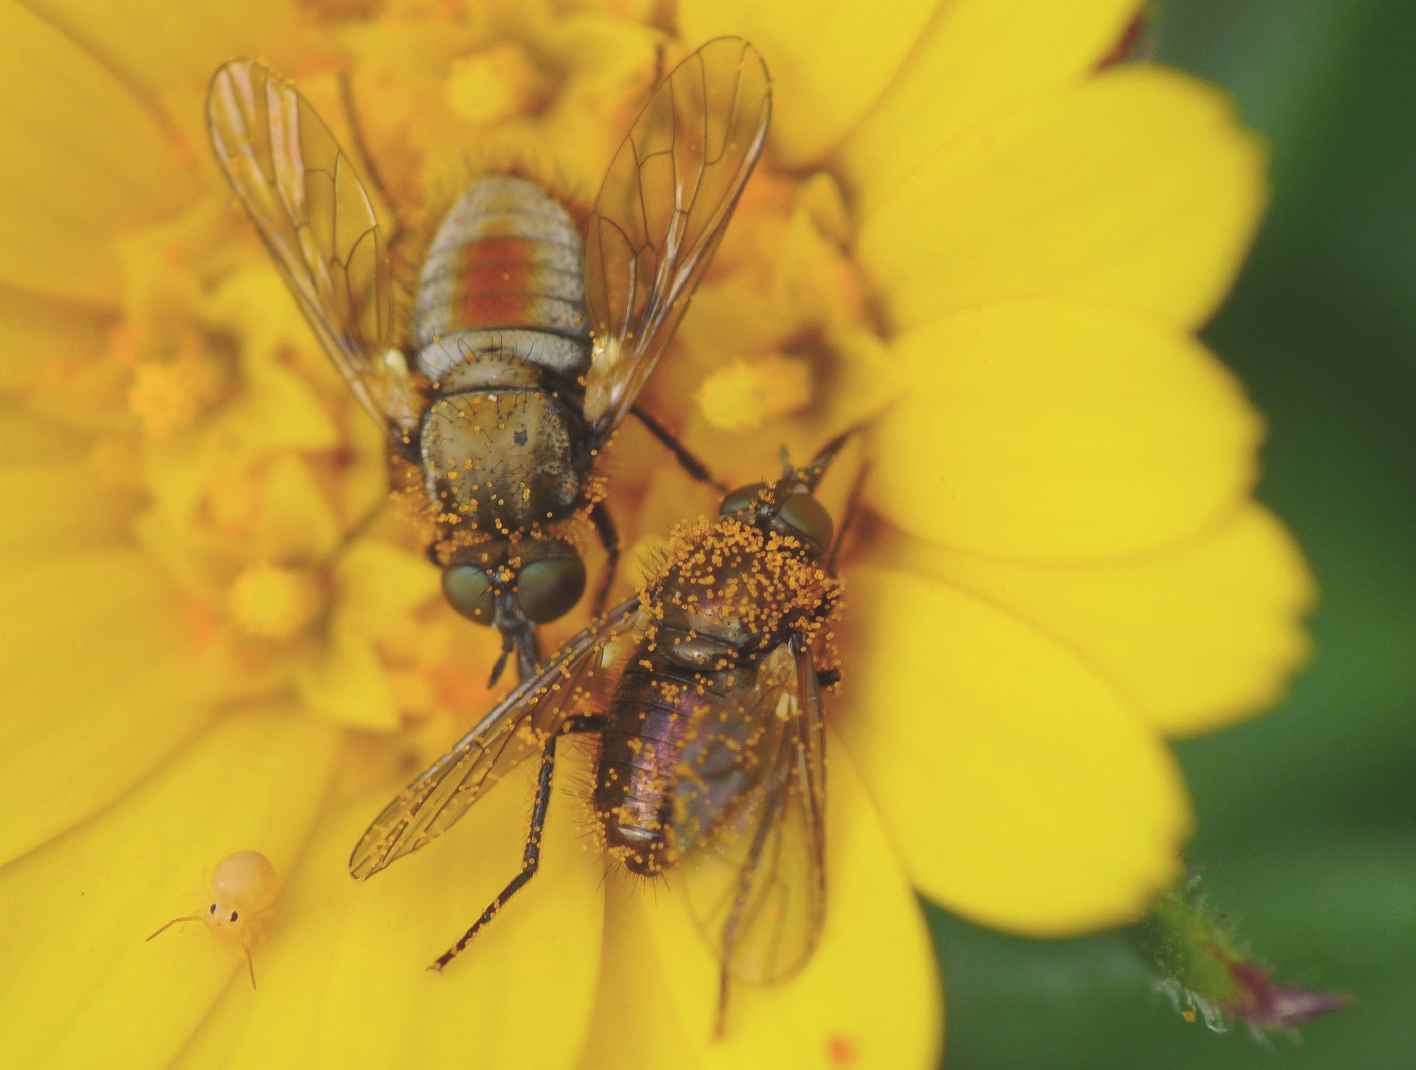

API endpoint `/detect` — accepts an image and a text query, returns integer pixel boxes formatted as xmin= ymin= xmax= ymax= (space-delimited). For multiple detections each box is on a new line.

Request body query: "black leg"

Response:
xmin=514 ymin=627 xmax=542 ymax=683
xmin=630 ymin=405 xmax=728 ymax=492
xmin=652 ymin=41 xmax=666 ymax=87
xmin=589 ymin=501 xmax=621 ymax=618
xmin=328 ymin=495 xmax=386 ymax=562
xmin=826 ymin=462 xmax=870 ymax=577
xmin=429 ymin=714 xmax=608 ymax=972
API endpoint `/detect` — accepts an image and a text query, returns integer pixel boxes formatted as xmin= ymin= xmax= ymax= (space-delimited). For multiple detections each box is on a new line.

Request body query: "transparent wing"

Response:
xmin=583 ymin=36 xmax=771 ymax=436
xmin=676 ymin=636 xmax=827 ymax=985
xmin=207 ymin=59 xmax=419 ymax=431
xmin=349 ymin=598 xmax=643 ymax=879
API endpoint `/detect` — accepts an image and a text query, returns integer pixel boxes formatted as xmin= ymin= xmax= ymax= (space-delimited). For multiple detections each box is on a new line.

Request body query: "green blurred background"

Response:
xmin=931 ymin=2 xmax=1416 ymax=1066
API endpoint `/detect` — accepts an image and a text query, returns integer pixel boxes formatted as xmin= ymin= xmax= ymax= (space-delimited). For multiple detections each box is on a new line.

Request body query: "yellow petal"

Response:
xmin=23 ymin=1 xmax=312 ymax=115
xmin=0 ymin=707 xmax=338 ymax=1070
xmin=0 ymin=284 xmax=111 ymax=395
xmin=334 ymin=540 xmax=441 ymax=635
xmin=177 ymin=748 xmax=606 ymax=1070
xmin=0 ymin=4 xmax=198 ymax=304
xmin=0 ymin=405 xmax=90 ymax=459
xmin=837 ymin=0 xmax=1139 ymax=214
xmin=249 ymin=455 xmax=341 ymax=562
xmin=677 ymin=0 xmax=937 ymax=168
xmin=888 ymin=505 xmax=1314 ymax=736
xmin=617 ymin=736 xmax=942 ymax=1068
xmin=0 ymin=462 xmax=132 ymax=557
xmin=0 ymin=549 xmax=233 ymax=865
xmin=295 ymin=624 xmax=399 ymax=730
xmin=221 ymin=360 xmax=340 ymax=455
xmin=578 ymin=879 xmax=702 ymax=1070
xmin=841 ymin=566 xmax=1190 ymax=933
xmin=856 ymin=66 xmax=1265 ymax=331
xmin=865 ymin=301 xmax=1261 ymax=559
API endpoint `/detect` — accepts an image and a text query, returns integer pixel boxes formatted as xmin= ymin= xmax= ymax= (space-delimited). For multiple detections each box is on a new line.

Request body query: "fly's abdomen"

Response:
xmin=595 ymin=658 xmax=705 ymax=876
xmin=413 ymin=175 xmax=589 ymax=378
xmin=595 ymin=654 xmax=764 ymax=876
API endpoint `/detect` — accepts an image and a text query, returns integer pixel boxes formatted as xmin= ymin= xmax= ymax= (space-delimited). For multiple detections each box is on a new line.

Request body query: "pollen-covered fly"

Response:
xmin=350 ymin=431 xmax=858 ymax=1034
xmin=206 ymin=38 xmax=771 ymax=682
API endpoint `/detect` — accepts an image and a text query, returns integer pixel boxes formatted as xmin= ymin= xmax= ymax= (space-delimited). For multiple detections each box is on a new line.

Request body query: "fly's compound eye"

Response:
xmin=719 ymin=482 xmax=769 ymax=519
xmin=517 ymin=548 xmax=587 ymax=624
xmin=443 ymin=565 xmax=497 ymax=624
xmin=775 ymin=492 xmax=834 ymax=553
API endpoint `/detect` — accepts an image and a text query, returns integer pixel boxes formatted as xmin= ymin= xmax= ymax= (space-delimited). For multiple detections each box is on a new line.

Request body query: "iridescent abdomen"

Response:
xmin=596 ymin=645 xmax=767 ymax=877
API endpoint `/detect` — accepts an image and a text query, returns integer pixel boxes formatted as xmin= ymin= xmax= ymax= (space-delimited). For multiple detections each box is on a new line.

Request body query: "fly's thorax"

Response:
xmin=640 ymin=515 xmax=843 ymax=659
xmin=419 ymin=385 xmax=590 ymax=534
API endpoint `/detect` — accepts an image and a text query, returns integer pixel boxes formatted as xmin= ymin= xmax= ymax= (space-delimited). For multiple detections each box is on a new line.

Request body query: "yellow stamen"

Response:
xmin=695 ymin=354 xmax=813 ymax=432
xmin=127 ymin=338 xmax=226 ymax=438
xmin=445 ymin=43 xmax=549 ymax=125
xmin=228 ymin=564 xmax=325 ymax=640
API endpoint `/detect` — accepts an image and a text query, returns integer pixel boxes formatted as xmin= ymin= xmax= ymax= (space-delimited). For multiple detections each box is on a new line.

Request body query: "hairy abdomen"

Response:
xmin=595 ymin=654 xmax=763 ymax=876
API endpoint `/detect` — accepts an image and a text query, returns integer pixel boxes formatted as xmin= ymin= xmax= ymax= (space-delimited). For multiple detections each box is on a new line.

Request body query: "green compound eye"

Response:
xmin=719 ymin=482 xmax=769 ymax=518
xmin=442 ymin=565 xmax=497 ymax=624
xmin=517 ymin=553 xmax=587 ymax=624
xmin=775 ymin=492 xmax=834 ymax=553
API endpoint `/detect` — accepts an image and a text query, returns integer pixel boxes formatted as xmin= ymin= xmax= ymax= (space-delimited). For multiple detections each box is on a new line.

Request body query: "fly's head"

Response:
xmin=715 ymin=461 xmax=834 ymax=561
xmin=441 ymin=536 xmax=587 ymax=683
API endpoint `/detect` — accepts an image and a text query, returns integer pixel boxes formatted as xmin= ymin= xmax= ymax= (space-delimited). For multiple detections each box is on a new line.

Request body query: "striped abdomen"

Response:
xmin=413 ymin=174 xmax=589 ymax=384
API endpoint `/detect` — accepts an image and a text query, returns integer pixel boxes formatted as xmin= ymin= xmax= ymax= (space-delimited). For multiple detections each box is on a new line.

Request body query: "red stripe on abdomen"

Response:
xmin=451 ymin=235 xmax=583 ymax=336
xmin=456 ymin=238 xmax=536 ymax=328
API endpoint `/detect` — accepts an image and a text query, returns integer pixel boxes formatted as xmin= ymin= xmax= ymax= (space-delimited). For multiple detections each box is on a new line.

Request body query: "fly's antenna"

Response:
xmin=800 ymin=423 xmax=865 ymax=491
xmin=146 ymin=914 xmax=204 ymax=942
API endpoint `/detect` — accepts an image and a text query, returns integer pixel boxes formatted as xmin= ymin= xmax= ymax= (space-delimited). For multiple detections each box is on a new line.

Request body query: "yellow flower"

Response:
xmin=0 ymin=3 xmax=1311 ymax=1070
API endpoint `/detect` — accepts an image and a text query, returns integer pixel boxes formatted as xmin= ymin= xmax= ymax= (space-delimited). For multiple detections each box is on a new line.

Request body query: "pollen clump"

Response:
xmin=695 ymin=354 xmax=813 ymax=432
xmin=127 ymin=340 xmax=227 ymax=438
xmin=227 ymin=564 xmax=326 ymax=640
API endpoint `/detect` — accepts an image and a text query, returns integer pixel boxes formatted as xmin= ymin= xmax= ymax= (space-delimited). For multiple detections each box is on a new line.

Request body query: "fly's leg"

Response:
xmin=428 ymin=714 xmax=608 ymax=973
xmin=826 ymin=461 xmax=870 ymax=577
xmin=338 ymin=70 xmax=406 ymax=253
xmin=327 ymin=495 xmax=387 ymax=563
xmin=589 ymin=502 xmax=620 ymax=618
xmin=514 ymin=627 xmax=543 ymax=684
xmin=631 ymin=404 xmax=729 ymax=492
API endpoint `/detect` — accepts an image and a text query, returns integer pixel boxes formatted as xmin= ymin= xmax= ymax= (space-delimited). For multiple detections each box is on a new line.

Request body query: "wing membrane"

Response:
xmin=583 ymin=37 xmax=771 ymax=435
xmin=207 ymin=60 xmax=419 ymax=431
xmin=676 ymin=636 xmax=827 ymax=985
xmin=349 ymin=598 xmax=643 ymax=879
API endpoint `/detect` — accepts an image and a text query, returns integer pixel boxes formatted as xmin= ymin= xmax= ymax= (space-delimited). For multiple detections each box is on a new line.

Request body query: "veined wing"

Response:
xmin=349 ymin=597 xmax=644 ymax=879
xmin=207 ymin=60 xmax=420 ymax=432
xmin=676 ymin=635 xmax=828 ymax=988
xmin=583 ymin=36 xmax=771 ymax=436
